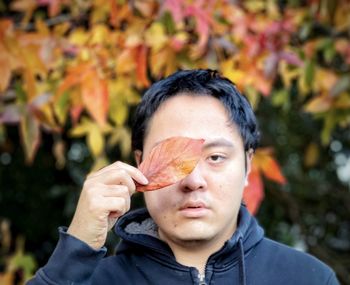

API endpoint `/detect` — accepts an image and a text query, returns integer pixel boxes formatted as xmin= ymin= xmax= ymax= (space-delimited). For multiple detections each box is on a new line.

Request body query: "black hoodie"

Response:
xmin=28 ymin=205 xmax=339 ymax=285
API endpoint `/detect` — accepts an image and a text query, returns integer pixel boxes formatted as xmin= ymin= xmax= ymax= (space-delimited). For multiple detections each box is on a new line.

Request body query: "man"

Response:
xmin=28 ymin=70 xmax=339 ymax=285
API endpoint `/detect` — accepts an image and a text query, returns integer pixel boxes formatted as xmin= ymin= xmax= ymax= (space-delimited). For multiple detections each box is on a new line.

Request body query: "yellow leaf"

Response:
xmin=244 ymin=0 xmax=266 ymax=13
xmin=0 ymin=271 xmax=14 ymax=285
xmin=125 ymin=34 xmax=142 ymax=48
xmin=244 ymin=86 xmax=260 ymax=110
xmin=145 ymin=22 xmax=168 ymax=52
xmin=20 ymin=110 xmax=41 ymax=164
xmin=220 ymin=58 xmax=246 ymax=90
xmin=87 ymin=124 xmax=104 ymax=157
xmin=10 ymin=0 xmax=37 ymax=25
xmin=90 ymin=24 xmax=110 ymax=45
xmin=108 ymin=126 xmax=131 ymax=159
xmin=69 ymin=117 xmax=91 ymax=137
xmin=54 ymin=91 xmax=70 ymax=125
xmin=53 ymin=139 xmax=66 ymax=169
xmin=304 ymin=143 xmax=319 ymax=167
xmin=35 ymin=18 xmax=50 ymax=35
xmin=278 ymin=61 xmax=300 ymax=88
xmin=116 ymin=49 xmax=136 ymax=74
xmin=334 ymin=92 xmax=350 ymax=109
xmin=91 ymin=155 xmax=109 ymax=172
xmin=109 ymin=99 xmax=128 ymax=126
xmin=150 ymin=46 xmax=177 ymax=77
xmin=304 ymin=95 xmax=332 ymax=113
xmin=53 ymin=22 xmax=71 ymax=37
xmin=321 ymin=113 xmax=336 ymax=145
xmin=314 ymin=68 xmax=338 ymax=93
xmin=334 ymin=1 xmax=350 ymax=32
xmin=69 ymin=28 xmax=89 ymax=46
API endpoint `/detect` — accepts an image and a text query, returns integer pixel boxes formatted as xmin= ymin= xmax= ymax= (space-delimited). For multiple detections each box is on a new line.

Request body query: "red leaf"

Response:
xmin=137 ymin=136 xmax=205 ymax=192
xmin=243 ymin=166 xmax=264 ymax=215
xmin=135 ymin=45 xmax=150 ymax=88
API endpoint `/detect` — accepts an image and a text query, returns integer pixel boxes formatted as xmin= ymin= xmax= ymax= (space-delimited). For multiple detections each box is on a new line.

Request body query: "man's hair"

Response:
xmin=131 ymin=69 xmax=260 ymax=152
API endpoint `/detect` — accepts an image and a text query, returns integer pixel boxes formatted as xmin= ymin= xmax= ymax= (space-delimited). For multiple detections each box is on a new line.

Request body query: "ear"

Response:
xmin=134 ymin=150 xmax=143 ymax=166
xmin=244 ymin=149 xmax=254 ymax=186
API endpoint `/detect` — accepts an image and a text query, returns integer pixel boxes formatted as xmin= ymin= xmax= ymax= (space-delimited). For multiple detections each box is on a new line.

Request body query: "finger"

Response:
xmin=101 ymin=185 xmax=130 ymax=199
xmin=87 ymin=169 xmax=138 ymax=194
xmin=101 ymin=196 xmax=130 ymax=216
xmin=88 ymin=161 xmax=148 ymax=185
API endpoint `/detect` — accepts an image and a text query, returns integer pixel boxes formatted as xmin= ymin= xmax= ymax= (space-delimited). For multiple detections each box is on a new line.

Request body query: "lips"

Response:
xmin=179 ymin=201 xmax=209 ymax=218
xmin=180 ymin=201 xmax=207 ymax=210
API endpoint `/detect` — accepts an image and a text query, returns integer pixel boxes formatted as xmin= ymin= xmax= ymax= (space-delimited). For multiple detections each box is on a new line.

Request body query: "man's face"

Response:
xmin=140 ymin=94 xmax=250 ymax=248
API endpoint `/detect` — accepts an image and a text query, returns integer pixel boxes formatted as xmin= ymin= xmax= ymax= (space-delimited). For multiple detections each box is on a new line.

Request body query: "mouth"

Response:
xmin=179 ymin=201 xmax=209 ymax=218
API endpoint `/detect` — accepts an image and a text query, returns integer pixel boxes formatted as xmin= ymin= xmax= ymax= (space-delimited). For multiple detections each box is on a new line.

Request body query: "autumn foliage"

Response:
xmin=0 ymin=0 xmax=349 ymax=283
xmin=1 ymin=0 xmax=349 ymax=212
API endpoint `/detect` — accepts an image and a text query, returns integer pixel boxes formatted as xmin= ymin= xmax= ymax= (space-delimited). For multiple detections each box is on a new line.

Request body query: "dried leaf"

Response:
xmin=137 ymin=136 xmax=205 ymax=192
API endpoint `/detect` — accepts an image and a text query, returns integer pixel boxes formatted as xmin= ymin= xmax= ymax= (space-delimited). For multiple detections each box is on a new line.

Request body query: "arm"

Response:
xmin=326 ymin=271 xmax=340 ymax=285
xmin=27 ymin=161 xmax=148 ymax=284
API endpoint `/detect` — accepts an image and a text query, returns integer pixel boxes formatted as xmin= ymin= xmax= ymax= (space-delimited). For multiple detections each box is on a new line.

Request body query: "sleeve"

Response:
xmin=26 ymin=227 xmax=107 ymax=285
xmin=326 ymin=271 xmax=340 ymax=285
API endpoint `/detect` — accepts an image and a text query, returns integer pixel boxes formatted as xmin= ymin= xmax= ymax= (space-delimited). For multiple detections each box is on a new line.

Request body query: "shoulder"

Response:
xmin=246 ymin=238 xmax=339 ymax=285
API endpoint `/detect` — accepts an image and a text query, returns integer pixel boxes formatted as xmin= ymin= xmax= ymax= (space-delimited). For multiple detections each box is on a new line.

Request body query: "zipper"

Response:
xmin=198 ymin=272 xmax=207 ymax=285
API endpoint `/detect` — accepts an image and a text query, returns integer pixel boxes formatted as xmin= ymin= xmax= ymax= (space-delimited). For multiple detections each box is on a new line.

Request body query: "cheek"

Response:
xmin=145 ymin=191 xmax=174 ymax=213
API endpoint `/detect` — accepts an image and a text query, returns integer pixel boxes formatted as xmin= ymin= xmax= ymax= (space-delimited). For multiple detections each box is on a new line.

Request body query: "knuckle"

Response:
xmin=114 ymin=161 xmax=123 ymax=168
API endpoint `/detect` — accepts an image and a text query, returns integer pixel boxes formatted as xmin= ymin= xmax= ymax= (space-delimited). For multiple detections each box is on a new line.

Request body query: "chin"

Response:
xmin=174 ymin=223 xmax=215 ymax=241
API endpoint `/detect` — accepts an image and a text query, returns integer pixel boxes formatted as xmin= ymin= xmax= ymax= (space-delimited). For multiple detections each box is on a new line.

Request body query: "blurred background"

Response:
xmin=0 ymin=0 xmax=349 ymax=284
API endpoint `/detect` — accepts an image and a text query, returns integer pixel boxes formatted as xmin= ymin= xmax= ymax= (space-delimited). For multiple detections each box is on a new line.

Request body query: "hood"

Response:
xmin=114 ymin=204 xmax=264 ymax=260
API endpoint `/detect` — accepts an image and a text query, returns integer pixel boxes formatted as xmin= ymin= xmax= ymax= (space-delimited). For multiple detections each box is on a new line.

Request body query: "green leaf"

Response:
xmin=109 ymin=99 xmax=128 ymax=126
xmin=161 ymin=11 xmax=176 ymax=35
xmin=108 ymin=126 xmax=131 ymax=159
xmin=304 ymin=59 xmax=315 ymax=88
xmin=54 ymin=91 xmax=70 ymax=125
xmin=272 ymin=89 xmax=290 ymax=111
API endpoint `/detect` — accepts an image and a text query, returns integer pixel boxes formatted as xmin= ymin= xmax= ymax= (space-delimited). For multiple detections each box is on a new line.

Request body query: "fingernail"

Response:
xmin=141 ymin=176 xmax=149 ymax=184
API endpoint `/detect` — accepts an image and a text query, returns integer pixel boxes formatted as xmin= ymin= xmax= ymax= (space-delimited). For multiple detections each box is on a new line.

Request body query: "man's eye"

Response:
xmin=208 ymin=155 xmax=225 ymax=163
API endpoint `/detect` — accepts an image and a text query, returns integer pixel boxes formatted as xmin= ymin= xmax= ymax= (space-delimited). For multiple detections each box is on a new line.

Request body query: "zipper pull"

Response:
xmin=198 ymin=273 xmax=207 ymax=285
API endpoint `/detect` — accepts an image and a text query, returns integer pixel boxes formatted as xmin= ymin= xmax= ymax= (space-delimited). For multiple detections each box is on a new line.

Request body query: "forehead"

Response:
xmin=143 ymin=94 xmax=243 ymax=153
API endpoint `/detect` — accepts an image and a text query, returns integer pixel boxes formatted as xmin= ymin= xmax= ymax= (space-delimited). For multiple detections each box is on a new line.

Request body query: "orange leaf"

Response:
xmin=243 ymin=166 xmax=264 ymax=215
xmin=304 ymin=95 xmax=333 ymax=113
xmin=260 ymin=156 xmax=287 ymax=185
xmin=81 ymin=69 xmax=109 ymax=127
xmin=254 ymin=148 xmax=287 ymax=185
xmin=137 ymin=136 xmax=205 ymax=192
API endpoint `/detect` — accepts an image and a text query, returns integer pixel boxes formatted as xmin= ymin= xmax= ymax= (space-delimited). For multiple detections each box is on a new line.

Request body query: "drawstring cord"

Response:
xmin=238 ymin=237 xmax=246 ymax=285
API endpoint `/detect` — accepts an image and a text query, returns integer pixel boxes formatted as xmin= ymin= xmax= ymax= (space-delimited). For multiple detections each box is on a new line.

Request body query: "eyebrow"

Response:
xmin=202 ymin=138 xmax=235 ymax=150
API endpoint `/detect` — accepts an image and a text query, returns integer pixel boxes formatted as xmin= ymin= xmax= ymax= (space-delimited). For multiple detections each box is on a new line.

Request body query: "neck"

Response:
xmin=159 ymin=225 xmax=236 ymax=274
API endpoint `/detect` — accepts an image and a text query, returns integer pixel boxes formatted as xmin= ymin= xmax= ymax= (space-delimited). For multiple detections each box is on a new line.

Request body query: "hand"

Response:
xmin=67 ymin=161 xmax=148 ymax=249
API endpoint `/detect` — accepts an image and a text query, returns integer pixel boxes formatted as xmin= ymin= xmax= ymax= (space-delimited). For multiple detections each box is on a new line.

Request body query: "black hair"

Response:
xmin=131 ymin=69 xmax=260 ymax=152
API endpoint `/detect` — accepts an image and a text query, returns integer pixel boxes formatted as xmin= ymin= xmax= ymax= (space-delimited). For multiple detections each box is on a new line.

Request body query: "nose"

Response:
xmin=179 ymin=164 xmax=207 ymax=192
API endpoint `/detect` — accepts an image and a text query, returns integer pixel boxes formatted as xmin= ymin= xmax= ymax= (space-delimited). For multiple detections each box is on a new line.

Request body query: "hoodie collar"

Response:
xmin=115 ymin=204 xmax=264 ymax=258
